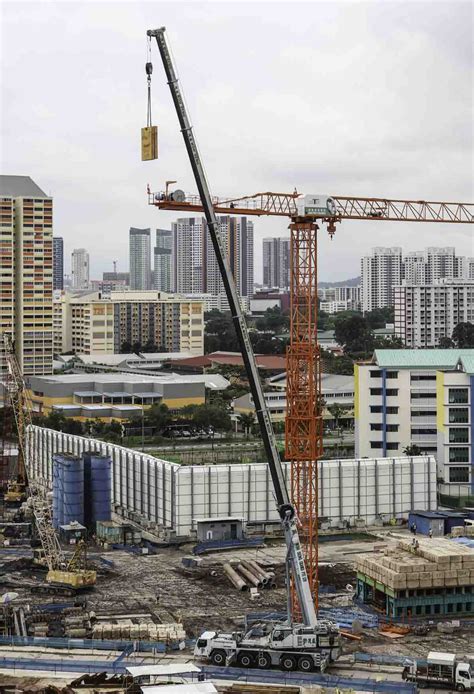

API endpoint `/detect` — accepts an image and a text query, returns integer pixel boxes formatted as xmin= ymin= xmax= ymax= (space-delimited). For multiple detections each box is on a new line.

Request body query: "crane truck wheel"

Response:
xmin=210 ymin=649 xmax=226 ymax=666
xmin=456 ymin=685 xmax=466 ymax=692
xmin=280 ymin=654 xmax=297 ymax=671
xmin=298 ymin=655 xmax=314 ymax=672
xmin=257 ymin=653 xmax=272 ymax=669
xmin=237 ymin=652 xmax=254 ymax=668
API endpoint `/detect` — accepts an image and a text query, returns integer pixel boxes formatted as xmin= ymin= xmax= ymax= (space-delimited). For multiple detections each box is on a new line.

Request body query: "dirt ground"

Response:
xmin=3 ymin=534 xmax=474 ymax=657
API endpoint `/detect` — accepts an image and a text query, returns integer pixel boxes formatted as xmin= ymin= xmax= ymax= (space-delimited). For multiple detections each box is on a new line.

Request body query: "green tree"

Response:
xmin=452 ymin=322 xmax=474 ymax=348
xmin=120 ymin=341 xmax=132 ymax=353
xmin=239 ymin=412 xmax=255 ymax=438
xmin=403 ymin=444 xmax=422 ymax=456
xmin=334 ymin=314 xmax=374 ymax=354
xmin=192 ymin=404 xmax=232 ymax=432
xmin=327 ymin=403 xmax=349 ymax=430
xmin=438 ymin=336 xmax=454 ymax=348
xmin=365 ymin=307 xmax=394 ymax=329
xmin=145 ymin=403 xmax=171 ymax=432
xmin=373 ymin=335 xmax=405 ymax=349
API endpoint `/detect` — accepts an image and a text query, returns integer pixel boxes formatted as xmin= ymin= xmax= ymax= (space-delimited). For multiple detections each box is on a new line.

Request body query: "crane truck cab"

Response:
xmin=194 ymin=620 xmax=341 ymax=673
xmin=402 ymin=651 xmax=472 ymax=691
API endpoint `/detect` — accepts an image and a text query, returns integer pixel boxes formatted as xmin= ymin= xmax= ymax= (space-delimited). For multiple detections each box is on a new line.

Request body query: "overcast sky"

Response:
xmin=1 ymin=0 xmax=473 ymax=281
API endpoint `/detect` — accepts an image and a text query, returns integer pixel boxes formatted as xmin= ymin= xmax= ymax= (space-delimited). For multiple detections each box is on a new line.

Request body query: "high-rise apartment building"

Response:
xmin=361 ymin=247 xmax=403 ymax=312
xmin=0 ymin=175 xmax=53 ymax=375
xmin=153 ymin=229 xmax=172 ymax=292
xmin=317 ymin=285 xmax=361 ymax=313
xmin=394 ymin=279 xmax=474 ymax=347
xmin=172 ymin=216 xmax=254 ymax=299
xmin=129 ymin=227 xmax=151 ymax=290
xmin=54 ymin=290 xmax=204 ymax=356
xmin=52 ymin=237 xmax=64 ymax=290
xmin=262 ymin=237 xmax=290 ymax=289
xmin=403 ymin=247 xmax=467 ymax=285
xmin=71 ymin=248 xmax=90 ymax=290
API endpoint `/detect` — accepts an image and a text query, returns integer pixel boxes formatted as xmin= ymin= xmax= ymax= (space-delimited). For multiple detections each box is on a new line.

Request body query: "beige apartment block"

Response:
xmin=54 ymin=290 xmax=204 ymax=356
xmin=0 ymin=176 xmax=53 ymax=376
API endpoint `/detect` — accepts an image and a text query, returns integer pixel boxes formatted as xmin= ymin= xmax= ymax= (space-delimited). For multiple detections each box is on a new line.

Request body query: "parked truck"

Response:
xmin=194 ymin=620 xmax=342 ymax=673
xmin=402 ymin=651 xmax=472 ymax=691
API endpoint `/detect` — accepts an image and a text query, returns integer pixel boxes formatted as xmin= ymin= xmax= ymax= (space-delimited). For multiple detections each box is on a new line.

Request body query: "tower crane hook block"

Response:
xmin=141 ymin=126 xmax=158 ymax=160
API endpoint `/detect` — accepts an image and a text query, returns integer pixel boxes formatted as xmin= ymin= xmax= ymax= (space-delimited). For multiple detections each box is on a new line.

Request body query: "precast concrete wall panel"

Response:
xmin=27 ymin=427 xmax=437 ymax=537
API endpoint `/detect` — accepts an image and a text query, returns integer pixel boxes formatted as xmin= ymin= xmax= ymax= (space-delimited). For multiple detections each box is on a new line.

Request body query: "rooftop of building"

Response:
xmin=29 ymin=372 xmax=230 ymax=390
xmin=373 ymin=348 xmax=474 ymax=369
xmin=457 ymin=354 xmax=474 ymax=375
xmin=69 ymin=352 xmax=199 ymax=366
xmin=168 ymin=351 xmax=286 ymax=371
xmin=266 ymin=371 xmax=354 ymax=392
xmin=0 ymin=175 xmax=48 ymax=198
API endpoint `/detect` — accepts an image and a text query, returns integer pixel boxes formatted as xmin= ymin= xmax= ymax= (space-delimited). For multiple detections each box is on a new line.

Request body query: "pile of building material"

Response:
xmin=356 ymin=536 xmax=474 ymax=591
xmin=91 ymin=621 xmax=186 ymax=642
xmin=452 ymin=525 xmax=474 ymax=538
xmin=223 ymin=560 xmax=276 ymax=592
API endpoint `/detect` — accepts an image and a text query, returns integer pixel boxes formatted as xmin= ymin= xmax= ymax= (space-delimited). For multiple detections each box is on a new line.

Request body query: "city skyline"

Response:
xmin=2 ymin=2 xmax=471 ymax=282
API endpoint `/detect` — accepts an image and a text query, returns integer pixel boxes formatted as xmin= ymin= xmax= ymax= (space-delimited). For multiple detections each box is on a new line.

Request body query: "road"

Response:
xmin=133 ymin=434 xmax=354 ymax=454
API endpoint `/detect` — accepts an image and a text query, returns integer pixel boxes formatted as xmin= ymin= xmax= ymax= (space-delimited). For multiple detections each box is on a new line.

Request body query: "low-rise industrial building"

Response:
xmin=28 ymin=372 xmax=229 ymax=421
xmin=356 ymin=536 xmax=474 ymax=618
xmin=234 ymin=372 xmax=355 ymax=426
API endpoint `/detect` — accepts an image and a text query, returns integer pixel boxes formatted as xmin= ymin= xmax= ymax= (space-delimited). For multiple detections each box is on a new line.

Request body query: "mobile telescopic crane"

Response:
xmin=146 ymin=27 xmax=473 ymax=673
xmin=2 ymin=333 xmax=96 ymax=595
xmin=147 ymin=27 xmax=341 ymax=673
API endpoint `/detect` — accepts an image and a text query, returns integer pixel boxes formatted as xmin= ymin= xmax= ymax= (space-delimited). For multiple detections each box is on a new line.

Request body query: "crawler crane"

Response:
xmin=146 ymin=26 xmax=473 ymax=672
xmin=2 ymin=333 xmax=96 ymax=595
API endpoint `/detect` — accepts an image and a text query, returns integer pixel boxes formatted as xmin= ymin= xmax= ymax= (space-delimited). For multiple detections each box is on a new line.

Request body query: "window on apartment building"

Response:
xmin=370 ymin=423 xmax=383 ymax=431
xmin=449 ymin=427 xmax=469 ymax=444
xmin=386 ymin=424 xmax=399 ymax=432
xmin=449 ymin=466 xmax=469 ymax=483
xmin=386 ymin=442 xmax=399 ymax=450
xmin=411 ymin=392 xmax=435 ymax=399
xmin=449 ymin=447 xmax=470 ymax=463
xmin=370 ymin=441 xmax=383 ymax=449
xmin=411 ymin=410 xmax=436 ymax=417
xmin=411 ymin=428 xmax=437 ymax=435
xmin=370 ymin=388 xmax=383 ymax=395
xmin=449 ymin=408 xmax=469 ymax=424
xmin=370 ymin=371 xmax=381 ymax=378
xmin=386 ymin=389 xmax=398 ymax=396
xmin=386 ymin=407 xmax=399 ymax=414
xmin=449 ymin=388 xmax=469 ymax=404
xmin=370 ymin=406 xmax=383 ymax=413
xmin=411 ymin=374 xmax=436 ymax=382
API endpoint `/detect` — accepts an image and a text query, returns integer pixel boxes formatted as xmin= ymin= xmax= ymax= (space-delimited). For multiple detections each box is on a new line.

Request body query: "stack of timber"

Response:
xmin=355 ymin=536 xmax=474 ymax=590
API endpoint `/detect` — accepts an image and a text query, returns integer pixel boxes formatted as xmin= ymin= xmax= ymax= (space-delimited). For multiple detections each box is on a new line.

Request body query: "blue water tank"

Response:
xmin=52 ymin=455 xmax=63 ymax=529
xmin=83 ymin=453 xmax=112 ymax=526
xmin=61 ymin=454 xmax=84 ymax=525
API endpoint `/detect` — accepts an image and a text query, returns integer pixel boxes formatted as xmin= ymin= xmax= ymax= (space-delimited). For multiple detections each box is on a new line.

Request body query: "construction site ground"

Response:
xmin=2 ymin=530 xmax=474 ymax=658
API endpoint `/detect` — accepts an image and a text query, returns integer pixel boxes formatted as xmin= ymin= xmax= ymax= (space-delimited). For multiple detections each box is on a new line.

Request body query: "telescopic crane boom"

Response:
xmin=147 ymin=26 xmax=318 ymax=628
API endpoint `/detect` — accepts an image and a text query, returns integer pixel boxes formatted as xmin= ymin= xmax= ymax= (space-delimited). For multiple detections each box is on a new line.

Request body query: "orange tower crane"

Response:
xmin=150 ymin=189 xmax=474 ymax=614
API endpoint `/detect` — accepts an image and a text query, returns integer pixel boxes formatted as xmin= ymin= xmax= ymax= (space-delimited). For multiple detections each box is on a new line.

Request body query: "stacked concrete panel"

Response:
xmin=356 ymin=536 xmax=474 ymax=590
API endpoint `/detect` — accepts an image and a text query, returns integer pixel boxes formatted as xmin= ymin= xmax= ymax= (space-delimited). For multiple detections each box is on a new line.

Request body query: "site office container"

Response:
xmin=408 ymin=511 xmax=445 ymax=536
